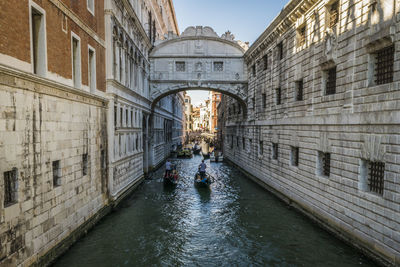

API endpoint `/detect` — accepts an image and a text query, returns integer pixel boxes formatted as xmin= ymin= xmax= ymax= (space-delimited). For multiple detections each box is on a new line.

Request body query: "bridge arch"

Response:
xmin=149 ymin=26 xmax=249 ymax=114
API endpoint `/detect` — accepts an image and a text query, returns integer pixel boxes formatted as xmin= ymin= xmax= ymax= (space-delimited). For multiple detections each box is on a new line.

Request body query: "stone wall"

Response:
xmin=0 ymin=67 xmax=108 ymax=266
xmin=223 ymin=0 xmax=400 ymax=265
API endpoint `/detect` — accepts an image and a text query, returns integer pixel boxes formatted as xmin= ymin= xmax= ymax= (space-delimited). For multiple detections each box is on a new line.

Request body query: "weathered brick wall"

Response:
xmin=224 ymin=0 xmax=400 ymax=265
xmin=0 ymin=68 xmax=108 ymax=266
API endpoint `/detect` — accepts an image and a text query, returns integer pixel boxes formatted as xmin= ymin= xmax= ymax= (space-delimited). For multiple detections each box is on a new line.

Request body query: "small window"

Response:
xmin=325 ymin=67 xmax=336 ymax=95
xmin=252 ymin=65 xmax=256 ymax=76
xmin=277 ymin=42 xmax=284 ymax=60
xmin=262 ymin=93 xmax=266 ymax=108
xmin=87 ymin=0 xmax=95 ymax=15
xmin=297 ymin=25 xmax=306 ymax=47
xmin=120 ymin=107 xmax=123 ymax=126
xmin=295 ymin=79 xmax=303 ymax=101
xmin=114 ymin=106 xmax=117 ymax=127
xmin=175 ymin=61 xmax=185 ymax=72
xmin=263 ymin=54 xmax=268 ymax=70
xmin=375 ymin=46 xmax=394 ymax=85
xmin=291 ymin=146 xmax=299 ymax=166
xmin=252 ymin=97 xmax=256 ymax=109
xmin=82 ymin=154 xmax=88 ymax=176
xmin=53 ymin=160 xmax=61 ymax=187
xmin=4 ymin=169 xmax=18 ymax=207
xmin=213 ymin=62 xmax=224 ymax=72
xmin=242 ymin=137 xmax=246 ymax=149
xmin=272 ymin=143 xmax=278 ymax=160
xmin=72 ymin=35 xmax=81 ymax=88
xmin=126 ymin=109 xmax=128 ymax=126
xmin=259 ymin=141 xmax=264 ymax=155
xmin=318 ymin=152 xmax=330 ymax=177
xmin=367 ymin=161 xmax=385 ymax=195
xmin=236 ymin=137 xmax=239 ymax=147
xmin=31 ymin=6 xmax=46 ymax=77
xmin=328 ymin=1 xmax=339 ymax=29
xmin=276 ymin=88 xmax=281 ymax=105
xmin=230 ymin=135 xmax=233 ymax=149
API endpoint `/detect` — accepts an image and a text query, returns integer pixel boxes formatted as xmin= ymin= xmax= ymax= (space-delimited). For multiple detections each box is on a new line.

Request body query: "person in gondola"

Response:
xmin=198 ymin=160 xmax=207 ymax=181
xmin=165 ymin=160 xmax=172 ymax=178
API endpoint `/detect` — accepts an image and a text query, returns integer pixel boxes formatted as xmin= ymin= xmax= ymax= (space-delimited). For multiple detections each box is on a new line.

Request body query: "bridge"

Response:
xmin=149 ymin=26 xmax=248 ymax=114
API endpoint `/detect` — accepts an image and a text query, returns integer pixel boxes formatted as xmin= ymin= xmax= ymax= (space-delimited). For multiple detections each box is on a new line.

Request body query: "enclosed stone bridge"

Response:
xmin=149 ymin=26 xmax=248 ymax=113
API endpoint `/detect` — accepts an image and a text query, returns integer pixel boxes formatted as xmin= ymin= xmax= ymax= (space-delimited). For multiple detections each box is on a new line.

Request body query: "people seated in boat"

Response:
xmin=165 ymin=160 xmax=172 ymax=178
xmin=198 ymin=160 xmax=207 ymax=180
xmin=172 ymin=169 xmax=178 ymax=181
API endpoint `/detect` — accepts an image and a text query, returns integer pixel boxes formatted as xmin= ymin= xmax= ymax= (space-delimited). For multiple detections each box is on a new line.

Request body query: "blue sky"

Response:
xmin=173 ymin=0 xmax=289 ymax=105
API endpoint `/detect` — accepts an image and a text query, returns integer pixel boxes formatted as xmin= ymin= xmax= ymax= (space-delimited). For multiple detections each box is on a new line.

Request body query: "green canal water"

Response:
xmin=53 ymin=155 xmax=376 ymax=267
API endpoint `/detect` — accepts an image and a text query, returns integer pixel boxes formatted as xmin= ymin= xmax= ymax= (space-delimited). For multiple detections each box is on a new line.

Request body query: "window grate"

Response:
xmin=213 ymin=62 xmax=224 ymax=72
xmin=368 ymin=161 xmax=384 ymax=195
xmin=272 ymin=143 xmax=278 ymax=160
xmin=326 ymin=67 xmax=336 ymax=95
xmin=322 ymin=152 xmax=330 ymax=177
xmin=252 ymin=65 xmax=256 ymax=76
xmin=329 ymin=2 xmax=339 ymax=28
xmin=276 ymin=88 xmax=281 ymax=105
xmin=296 ymin=80 xmax=303 ymax=101
xmin=4 ymin=169 xmax=17 ymax=206
xmin=262 ymin=93 xmax=266 ymax=108
xmin=53 ymin=160 xmax=61 ymax=187
xmin=298 ymin=26 xmax=306 ymax=47
xmin=263 ymin=54 xmax=268 ymax=70
xmin=259 ymin=141 xmax=264 ymax=155
xmin=292 ymin=147 xmax=299 ymax=166
xmin=375 ymin=46 xmax=394 ymax=85
xmin=175 ymin=62 xmax=185 ymax=72
xmin=278 ymin=42 xmax=284 ymax=60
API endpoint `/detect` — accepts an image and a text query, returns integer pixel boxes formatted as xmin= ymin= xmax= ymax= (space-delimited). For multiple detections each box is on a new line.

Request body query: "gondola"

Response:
xmin=192 ymin=144 xmax=201 ymax=155
xmin=194 ymin=172 xmax=213 ymax=187
xmin=164 ymin=170 xmax=178 ymax=186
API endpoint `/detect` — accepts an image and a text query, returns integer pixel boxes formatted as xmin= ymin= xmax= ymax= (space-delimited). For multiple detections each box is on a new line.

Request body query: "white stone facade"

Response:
xmin=222 ymin=0 xmax=400 ymax=265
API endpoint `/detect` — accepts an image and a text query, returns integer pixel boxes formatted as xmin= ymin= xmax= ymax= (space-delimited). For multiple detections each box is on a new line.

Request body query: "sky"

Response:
xmin=173 ymin=0 xmax=289 ymax=106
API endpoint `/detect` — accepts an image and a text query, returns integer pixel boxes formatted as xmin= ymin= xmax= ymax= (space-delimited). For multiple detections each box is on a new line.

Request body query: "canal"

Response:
xmin=54 ymin=155 xmax=375 ymax=267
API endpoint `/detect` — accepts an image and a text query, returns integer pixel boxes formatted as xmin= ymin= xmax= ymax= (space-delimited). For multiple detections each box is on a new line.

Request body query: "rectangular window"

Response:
xmin=88 ymin=47 xmax=96 ymax=92
xmin=126 ymin=109 xmax=128 ymax=126
xmin=263 ymin=54 xmax=268 ymax=70
xmin=82 ymin=154 xmax=88 ymax=176
xmin=31 ymin=7 xmax=46 ymax=77
xmin=291 ymin=146 xmax=299 ymax=166
xmin=230 ymin=135 xmax=233 ymax=149
xmin=242 ymin=137 xmax=246 ymax=149
xmin=131 ymin=110 xmax=133 ymax=127
xmin=213 ymin=62 xmax=224 ymax=72
xmin=375 ymin=46 xmax=394 ymax=85
xmin=4 ymin=169 xmax=18 ymax=207
xmin=272 ymin=143 xmax=278 ymax=160
xmin=120 ymin=107 xmax=123 ymax=126
xmin=175 ymin=61 xmax=185 ymax=72
xmin=277 ymin=42 xmax=283 ymax=60
xmin=252 ymin=64 xmax=256 ymax=76
xmin=328 ymin=1 xmax=339 ymax=29
xmin=262 ymin=93 xmax=266 ymax=108
xmin=252 ymin=97 xmax=256 ymax=109
xmin=318 ymin=152 xmax=330 ymax=177
xmin=52 ymin=160 xmax=61 ymax=187
xmin=87 ymin=0 xmax=95 ymax=15
xmin=114 ymin=106 xmax=117 ymax=127
xmin=368 ymin=161 xmax=385 ymax=195
xmin=276 ymin=88 xmax=281 ymax=105
xmin=295 ymin=79 xmax=303 ymax=101
xmin=259 ymin=141 xmax=264 ymax=155
xmin=72 ymin=35 xmax=81 ymax=88
xmin=297 ymin=25 xmax=306 ymax=47
xmin=236 ymin=137 xmax=239 ymax=147
xmin=325 ymin=67 xmax=336 ymax=95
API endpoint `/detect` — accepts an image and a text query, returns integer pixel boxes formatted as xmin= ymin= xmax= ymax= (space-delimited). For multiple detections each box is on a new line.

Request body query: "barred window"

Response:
xmin=295 ymin=79 xmax=303 ymax=101
xmin=82 ymin=154 xmax=88 ymax=176
xmin=4 ymin=169 xmax=18 ymax=207
xmin=236 ymin=137 xmax=239 ymax=147
xmin=252 ymin=64 xmax=256 ymax=76
xmin=325 ymin=66 xmax=336 ymax=95
xmin=259 ymin=141 xmax=264 ymax=155
xmin=272 ymin=143 xmax=278 ymax=160
xmin=262 ymin=93 xmax=266 ymax=108
xmin=175 ymin=61 xmax=185 ymax=72
xmin=297 ymin=25 xmax=306 ymax=47
xmin=375 ymin=46 xmax=394 ymax=85
xmin=291 ymin=147 xmax=299 ymax=166
xmin=318 ymin=152 xmax=330 ymax=177
xmin=328 ymin=1 xmax=339 ymax=28
xmin=53 ymin=160 xmax=61 ymax=187
xmin=263 ymin=54 xmax=268 ymax=70
xmin=242 ymin=137 xmax=246 ymax=149
xmin=277 ymin=42 xmax=284 ymax=60
xmin=276 ymin=88 xmax=281 ymax=105
xmin=213 ymin=62 xmax=224 ymax=72
xmin=368 ymin=161 xmax=385 ymax=195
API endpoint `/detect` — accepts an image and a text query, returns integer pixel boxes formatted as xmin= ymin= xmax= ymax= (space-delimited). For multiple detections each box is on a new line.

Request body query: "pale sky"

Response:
xmin=173 ymin=0 xmax=289 ymax=105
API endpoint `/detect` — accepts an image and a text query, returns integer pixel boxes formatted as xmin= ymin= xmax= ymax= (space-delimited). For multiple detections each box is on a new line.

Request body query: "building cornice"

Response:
xmin=244 ymin=0 xmax=319 ymax=61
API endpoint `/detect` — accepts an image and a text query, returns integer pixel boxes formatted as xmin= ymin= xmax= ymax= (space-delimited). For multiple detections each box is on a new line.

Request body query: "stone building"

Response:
xmin=184 ymin=93 xmax=193 ymax=133
xmin=0 ymin=0 xmax=184 ymax=265
xmin=209 ymin=91 xmax=221 ymax=133
xmin=222 ymin=0 xmax=400 ymax=265
xmin=0 ymin=0 xmax=107 ymax=265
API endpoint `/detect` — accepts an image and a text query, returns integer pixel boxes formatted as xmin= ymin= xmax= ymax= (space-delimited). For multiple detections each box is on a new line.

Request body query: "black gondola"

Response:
xmin=194 ymin=172 xmax=212 ymax=187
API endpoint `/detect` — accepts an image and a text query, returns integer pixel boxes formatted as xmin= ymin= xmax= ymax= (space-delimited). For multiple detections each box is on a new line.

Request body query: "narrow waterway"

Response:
xmin=54 ymin=155 xmax=375 ymax=267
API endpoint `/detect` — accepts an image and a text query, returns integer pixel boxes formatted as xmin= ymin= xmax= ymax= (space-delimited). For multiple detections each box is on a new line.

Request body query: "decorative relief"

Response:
xmin=361 ymin=134 xmax=386 ymax=161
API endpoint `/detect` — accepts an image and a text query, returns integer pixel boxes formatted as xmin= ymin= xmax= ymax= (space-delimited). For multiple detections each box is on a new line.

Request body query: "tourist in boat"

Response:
xmin=165 ymin=160 xmax=172 ymax=178
xmin=198 ymin=160 xmax=207 ymax=180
